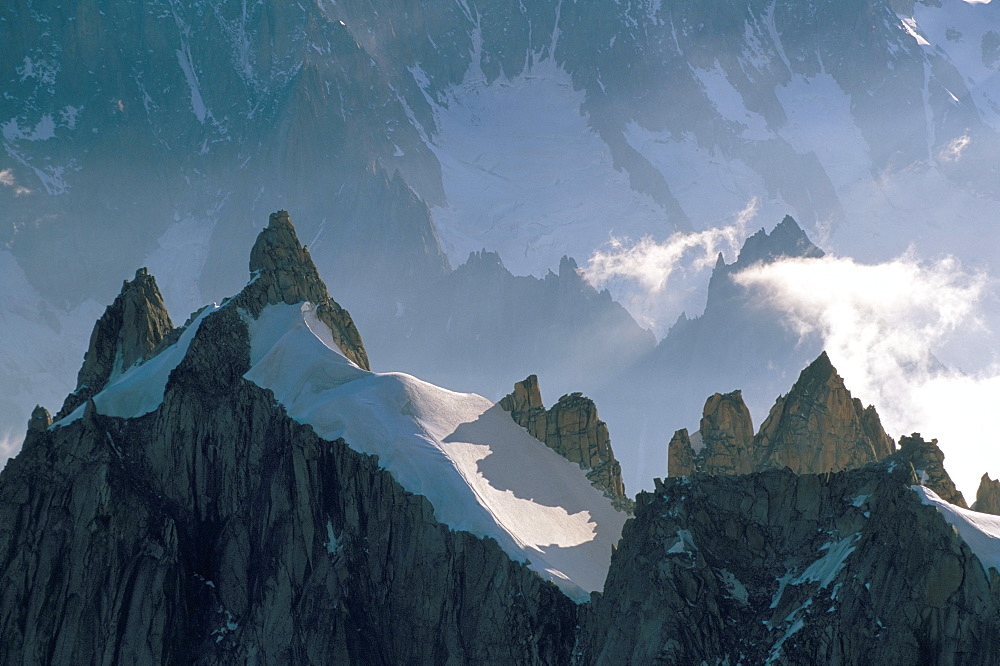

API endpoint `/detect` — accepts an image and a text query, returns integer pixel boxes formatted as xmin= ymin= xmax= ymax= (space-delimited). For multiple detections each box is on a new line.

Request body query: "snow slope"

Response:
xmin=913 ymin=485 xmax=1000 ymax=573
xmin=50 ymin=297 xmax=627 ymax=601
xmin=244 ymin=302 xmax=627 ymax=601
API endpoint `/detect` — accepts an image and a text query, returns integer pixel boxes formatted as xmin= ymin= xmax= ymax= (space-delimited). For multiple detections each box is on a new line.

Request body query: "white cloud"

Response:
xmin=734 ymin=252 xmax=1000 ymax=500
xmin=581 ymin=198 xmax=758 ymax=331
xmin=584 ymin=197 xmax=759 ymax=292
xmin=939 ymin=133 xmax=971 ymax=163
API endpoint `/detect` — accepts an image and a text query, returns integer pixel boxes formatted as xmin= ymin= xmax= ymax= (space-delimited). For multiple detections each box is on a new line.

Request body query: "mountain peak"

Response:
xmin=238 ymin=210 xmax=370 ymax=370
xmin=669 ymin=353 xmax=896 ymax=478
xmin=500 ymin=375 xmax=630 ymax=510
xmin=56 ymin=266 xmax=173 ymax=419
xmin=245 ymin=210 xmax=330 ymax=307
xmin=799 ymin=349 xmax=836 ymax=384
xmin=753 ymin=351 xmax=894 ymax=473
xmin=734 ymin=214 xmax=825 ymax=269
xmin=668 ymin=390 xmax=755 ymax=477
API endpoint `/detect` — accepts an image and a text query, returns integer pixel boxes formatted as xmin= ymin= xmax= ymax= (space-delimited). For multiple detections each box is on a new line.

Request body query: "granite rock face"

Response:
xmin=578 ymin=463 xmax=1000 ymax=665
xmin=500 ymin=375 xmax=628 ymax=509
xmin=753 ymin=352 xmax=895 ymax=474
xmin=668 ymin=391 xmax=755 ymax=477
xmin=56 ymin=267 xmax=173 ymax=419
xmin=670 ymin=352 xmax=895 ymax=478
xmin=234 ymin=210 xmax=369 ymax=370
xmin=974 ymin=473 xmax=1000 ymax=515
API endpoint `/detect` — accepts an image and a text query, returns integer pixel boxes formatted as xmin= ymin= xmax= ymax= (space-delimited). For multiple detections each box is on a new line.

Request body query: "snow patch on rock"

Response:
xmin=244 ymin=302 xmax=627 ymax=601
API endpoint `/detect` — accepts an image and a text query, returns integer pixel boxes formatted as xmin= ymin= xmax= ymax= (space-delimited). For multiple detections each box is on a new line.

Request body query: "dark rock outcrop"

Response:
xmin=56 ymin=267 xmax=173 ymax=419
xmin=500 ymin=375 xmax=628 ymax=509
xmin=26 ymin=405 xmax=52 ymax=434
xmin=0 ymin=233 xmax=575 ymax=665
xmin=973 ymin=473 xmax=1000 ymax=515
xmin=888 ymin=433 xmax=967 ymax=508
xmin=578 ymin=463 xmax=1000 ymax=665
xmin=234 ymin=210 xmax=369 ymax=370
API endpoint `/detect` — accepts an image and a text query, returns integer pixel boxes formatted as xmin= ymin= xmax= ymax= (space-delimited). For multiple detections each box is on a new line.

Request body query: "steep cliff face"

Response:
xmin=500 ymin=375 xmax=629 ymax=509
xmin=579 ymin=463 xmax=1000 ymax=665
xmin=57 ymin=267 xmax=173 ymax=418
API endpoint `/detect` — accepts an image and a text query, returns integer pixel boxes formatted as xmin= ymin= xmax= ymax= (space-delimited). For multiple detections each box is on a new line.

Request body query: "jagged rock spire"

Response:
xmin=57 ymin=267 xmax=173 ymax=418
xmin=500 ymin=375 xmax=629 ymax=510
xmin=235 ymin=210 xmax=370 ymax=370
xmin=669 ymin=352 xmax=895 ymax=478
xmin=668 ymin=390 xmax=755 ymax=477
xmin=27 ymin=405 xmax=51 ymax=433
xmin=886 ymin=433 xmax=966 ymax=508
xmin=735 ymin=215 xmax=825 ymax=267
xmin=753 ymin=351 xmax=894 ymax=474
xmin=973 ymin=473 xmax=1000 ymax=514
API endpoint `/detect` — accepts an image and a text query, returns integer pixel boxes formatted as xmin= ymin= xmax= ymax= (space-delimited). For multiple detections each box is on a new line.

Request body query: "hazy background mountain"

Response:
xmin=4 ymin=0 xmax=1000 ymax=496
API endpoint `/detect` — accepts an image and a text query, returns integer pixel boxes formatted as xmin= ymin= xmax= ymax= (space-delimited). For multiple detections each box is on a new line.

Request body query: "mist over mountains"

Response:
xmin=4 ymin=0 xmax=1000 ymax=497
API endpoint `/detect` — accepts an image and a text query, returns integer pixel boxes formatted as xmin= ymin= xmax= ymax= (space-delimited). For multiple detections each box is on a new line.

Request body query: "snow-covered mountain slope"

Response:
xmin=48 ymin=238 xmax=627 ymax=602
xmin=914 ymin=484 xmax=1000 ymax=574
xmin=8 ymin=0 xmax=1000 ymax=499
xmin=243 ymin=302 xmax=627 ymax=601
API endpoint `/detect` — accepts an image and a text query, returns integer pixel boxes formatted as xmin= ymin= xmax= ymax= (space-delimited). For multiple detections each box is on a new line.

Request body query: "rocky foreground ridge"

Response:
xmin=3 ymin=212 xmax=1000 ymax=664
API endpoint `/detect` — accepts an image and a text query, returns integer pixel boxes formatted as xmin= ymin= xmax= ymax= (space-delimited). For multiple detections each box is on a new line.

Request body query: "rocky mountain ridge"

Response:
xmin=666 ymin=350 xmax=971 ymax=506
xmin=579 ymin=458 xmax=1000 ymax=665
xmin=3 ymin=212 xmax=1000 ymax=664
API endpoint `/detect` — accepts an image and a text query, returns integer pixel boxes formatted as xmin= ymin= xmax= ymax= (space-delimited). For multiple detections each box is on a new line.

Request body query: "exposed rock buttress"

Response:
xmin=57 ymin=267 xmax=173 ymax=419
xmin=669 ymin=352 xmax=895 ymax=478
xmin=501 ymin=375 xmax=629 ymax=509
xmin=233 ymin=210 xmax=369 ymax=370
